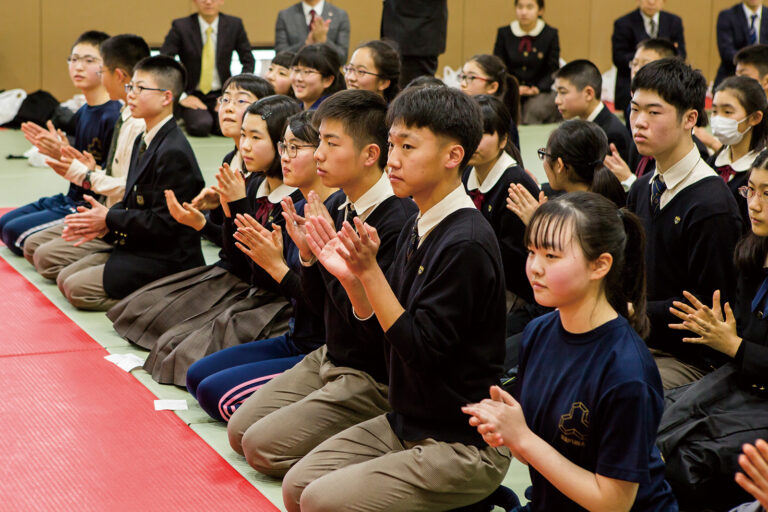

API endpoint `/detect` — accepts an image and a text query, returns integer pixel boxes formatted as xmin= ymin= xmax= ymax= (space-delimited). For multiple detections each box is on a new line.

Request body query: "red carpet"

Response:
xmin=0 ymin=256 xmax=279 ymax=511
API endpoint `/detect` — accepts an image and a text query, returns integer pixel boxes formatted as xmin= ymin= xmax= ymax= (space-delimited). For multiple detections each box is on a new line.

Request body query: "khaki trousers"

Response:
xmin=283 ymin=414 xmax=511 ymax=512
xmin=651 ymin=349 xmax=708 ymax=389
xmin=227 ymin=345 xmax=390 ymax=478
xmin=56 ymin=252 xmax=118 ymax=311
xmin=24 ymin=223 xmax=112 ymax=281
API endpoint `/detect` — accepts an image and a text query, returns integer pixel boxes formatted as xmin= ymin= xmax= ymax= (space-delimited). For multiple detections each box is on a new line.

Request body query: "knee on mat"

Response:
xmin=298 ymin=478 xmax=338 ymax=512
xmin=241 ymin=427 xmax=285 ymax=477
xmin=59 ymin=275 xmax=90 ymax=310
xmin=32 ymin=246 xmax=57 ymax=280
xmin=193 ymin=380 xmax=227 ymax=423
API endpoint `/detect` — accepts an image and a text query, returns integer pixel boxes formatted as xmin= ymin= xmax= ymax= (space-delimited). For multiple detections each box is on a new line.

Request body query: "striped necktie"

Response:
xmin=650 ymin=175 xmax=667 ymax=216
xmin=749 ymin=14 xmax=759 ymax=45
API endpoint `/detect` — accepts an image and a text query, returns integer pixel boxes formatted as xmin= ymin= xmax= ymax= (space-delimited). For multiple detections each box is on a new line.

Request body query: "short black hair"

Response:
xmin=313 ymin=90 xmax=389 ymax=168
xmin=387 ymin=86 xmax=483 ymax=171
xmin=514 ymin=0 xmax=544 ymax=7
xmin=100 ymin=34 xmax=150 ymax=75
xmin=735 ymin=44 xmax=768 ymax=78
xmin=286 ymin=110 xmax=320 ymax=146
xmin=133 ymin=55 xmax=187 ymax=106
xmin=554 ymin=59 xmax=602 ymax=100
xmin=404 ymin=75 xmax=446 ymax=89
xmin=473 ymin=94 xmax=524 ymax=168
xmin=636 ymin=38 xmax=679 ymax=58
xmin=292 ymin=43 xmax=346 ymax=96
xmin=715 ymin=75 xmax=768 ymax=152
xmin=631 ymin=57 xmax=707 ymax=126
xmin=72 ymin=31 xmax=110 ymax=52
xmin=271 ymin=51 xmax=295 ymax=69
xmin=221 ymin=74 xmax=275 ymax=100
xmin=243 ymin=95 xmax=302 ymax=178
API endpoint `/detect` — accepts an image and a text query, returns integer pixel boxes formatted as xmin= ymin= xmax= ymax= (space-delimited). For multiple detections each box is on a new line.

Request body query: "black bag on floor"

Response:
xmin=4 ymin=90 xmax=59 ymax=128
xmin=657 ymin=363 xmax=768 ymax=511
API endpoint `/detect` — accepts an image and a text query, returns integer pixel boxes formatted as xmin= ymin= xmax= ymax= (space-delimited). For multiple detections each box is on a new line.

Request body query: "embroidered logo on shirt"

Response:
xmin=559 ymin=402 xmax=590 ymax=447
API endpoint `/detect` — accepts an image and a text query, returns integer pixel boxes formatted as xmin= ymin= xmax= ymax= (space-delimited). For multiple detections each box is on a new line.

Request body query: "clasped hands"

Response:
xmin=668 ymin=289 xmax=742 ymax=358
xmin=62 ymin=195 xmax=108 ymax=246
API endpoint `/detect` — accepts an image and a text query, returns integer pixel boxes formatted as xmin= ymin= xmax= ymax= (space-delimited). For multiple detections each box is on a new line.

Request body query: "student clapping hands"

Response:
xmin=669 ymin=290 xmax=742 ymax=358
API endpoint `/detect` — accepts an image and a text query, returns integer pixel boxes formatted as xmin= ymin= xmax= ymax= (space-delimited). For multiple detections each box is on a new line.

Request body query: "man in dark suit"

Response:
xmin=161 ymin=0 xmax=254 ymax=137
xmin=381 ymin=0 xmax=448 ymax=87
xmin=612 ymin=0 xmax=686 ymax=113
xmin=274 ymin=1 xmax=350 ymax=63
xmin=716 ymin=1 xmax=768 ymax=89
xmin=58 ymin=56 xmax=205 ymax=310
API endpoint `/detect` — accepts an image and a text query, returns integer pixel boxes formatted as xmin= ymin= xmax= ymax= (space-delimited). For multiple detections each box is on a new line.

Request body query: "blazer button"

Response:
xmin=758 ymin=311 xmax=764 ymax=319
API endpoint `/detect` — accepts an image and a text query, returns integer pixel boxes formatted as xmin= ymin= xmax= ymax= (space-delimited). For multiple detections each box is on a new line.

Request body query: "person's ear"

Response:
xmin=444 ymin=143 xmax=465 ymax=171
xmin=499 ymin=133 xmax=508 ymax=152
xmin=163 ymin=90 xmax=174 ymax=108
xmin=584 ymin=86 xmax=596 ymax=103
xmin=487 ymin=81 xmax=500 ymax=95
xmin=682 ymin=108 xmax=698 ymax=131
xmin=361 ymin=142 xmax=381 ymax=168
xmin=748 ymin=110 xmax=764 ymax=128
xmin=377 ymin=78 xmax=391 ymax=94
xmin=321 ymin=75 xmax=335 ymax=90
xmin=115 ymin=68 xmax=130 ymax=84
xmin=589 ymin=252 xmax=613 ymax=281
xmin=555 ymin=157 xmax=566 ymax=175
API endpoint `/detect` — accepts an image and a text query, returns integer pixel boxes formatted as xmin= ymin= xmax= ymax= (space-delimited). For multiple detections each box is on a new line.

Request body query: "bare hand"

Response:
xmin=734 ymin=439 xmax=768 ymax=508
xmin=61 ymin=145 xmax=97 ymax=171
xmin=190 ymin=187 xmax=220 ymax=211
xmin=165 ymin=189 xmax=206 ymax=230
xmin=462 ymin=385 xmax=531 ymax=463
xmin=306 ymin=17 xmax=331 ymax=44
xmin=668 ymin=290 xmax=742 ymax=358
xmin=507 ymin=184 xmax=546 ymax=226
xmin=603 ymin=143 xmax=632 ymax=182
xmin=180 ymin=95 xmax=208 ymax=110
xmin=62 ymin=195 xmax=109 ymax=246
xmin=335 ymin=218 xmax=380 ymax=277
xmin=21 ymin=120 xmax=68 ymax=159
xmin=305 ymin=215 xmax=354 ymax=281
xmin=233 ymin=213 xmax=285 ymax=271
xmin=281 ymin=196 xmax=312 ymax=262
xmin=211 ymin=162 xmax=247 ymax=207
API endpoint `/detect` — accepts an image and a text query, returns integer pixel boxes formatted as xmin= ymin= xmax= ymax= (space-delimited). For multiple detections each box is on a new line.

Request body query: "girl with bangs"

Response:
xmin=464 ymin=192 xmax=678 ymax=511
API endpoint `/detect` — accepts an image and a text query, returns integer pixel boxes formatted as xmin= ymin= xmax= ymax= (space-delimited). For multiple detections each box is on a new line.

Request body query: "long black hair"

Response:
xmin=473 ymin=94 xmax=524 ymax=168
xmin=468 ymin=54 xmax=521 ymax=126
xmin=355 ymin=40 xmax=401 ymax=102
xmin=525 ymin=191 xmax=649 ymax=337
xmin=735 ymin=151 xmax=768 ymax=278
xmin=715 ymin=75 xmax=768 ymax=153
xmin=243 ymin=95 xmax=301 ymax=178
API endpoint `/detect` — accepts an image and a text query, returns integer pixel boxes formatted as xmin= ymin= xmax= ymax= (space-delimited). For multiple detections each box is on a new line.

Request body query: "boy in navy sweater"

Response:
xmin=1 ymin=31 xmax=121 ymax=255
xmin=281 ymin=86 xmax=510 ymax=510
xmin=227 ymin=90 xmax=417 ymax=477
xmin=626 ymin=58 xmax=743 ymax=388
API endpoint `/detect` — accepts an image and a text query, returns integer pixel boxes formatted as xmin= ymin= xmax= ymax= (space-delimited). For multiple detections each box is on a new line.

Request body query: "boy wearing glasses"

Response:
xmin=553 ymin=59 xmax=633 ymax=163
xmin=25 ymin=34 xmax=150 ymax=281
xmin=58 ymin=56 xmax=205 ymax=311
xmin=1 ymin=31 xmax=121 ymax=256
xmin=626 ymin=58 xmax=742 ymax=388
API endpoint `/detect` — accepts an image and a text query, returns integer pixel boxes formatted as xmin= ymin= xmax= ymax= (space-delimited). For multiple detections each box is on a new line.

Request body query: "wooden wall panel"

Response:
xmin=0 ymin=0 xmax=748 ymax=99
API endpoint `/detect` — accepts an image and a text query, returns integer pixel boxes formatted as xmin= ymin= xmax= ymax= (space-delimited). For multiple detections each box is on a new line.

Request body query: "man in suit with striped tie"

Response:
xmin=716 ymin=1 xmax=768 ymax=89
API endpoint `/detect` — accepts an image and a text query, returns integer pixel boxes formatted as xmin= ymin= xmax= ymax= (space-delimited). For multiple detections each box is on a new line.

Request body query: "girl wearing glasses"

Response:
xmin=290 ymin=43 xmax=345 ymax=110
xmin=344 ymin=40 xmax=400 ymax=103
xmin=187 ymin=110 xmax=341 ymax=422
xmin=707 ymin=76 xmax=768 ymax=226
xmin=459 ymin=54 xmax=521 ymax=151
xmin=493 ymin=0 xmax=560 ymax=125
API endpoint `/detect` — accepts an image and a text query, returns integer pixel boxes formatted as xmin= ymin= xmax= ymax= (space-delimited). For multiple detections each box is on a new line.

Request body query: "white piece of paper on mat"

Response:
xmin=154 ymin=400 xmax=188 ymax=411
xmin=104 ymin=353 xmax=146 ymax=372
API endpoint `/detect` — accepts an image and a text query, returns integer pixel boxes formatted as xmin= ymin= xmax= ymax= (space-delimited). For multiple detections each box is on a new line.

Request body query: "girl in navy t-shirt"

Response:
xmin=464 ymin=191 xmax=677 ymax=511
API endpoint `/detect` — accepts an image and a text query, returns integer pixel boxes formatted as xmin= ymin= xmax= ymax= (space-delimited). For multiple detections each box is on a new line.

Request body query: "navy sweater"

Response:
xmin=627 ymin=174 xmax=743 ymax=369
xmin=384 ymin=208 xmax=506 ymax=446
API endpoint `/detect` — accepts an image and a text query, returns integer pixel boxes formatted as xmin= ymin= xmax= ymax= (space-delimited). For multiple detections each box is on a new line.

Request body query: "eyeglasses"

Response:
xmin=217 ymin=96 xmax=252 ymax=107
xmin=278 ymin=141 xmax=317 ymax=158
xmin=343 ymin=65 xmax=383 ymax=78
xmin=67 ymin=55 xmax=102 ymax=66
xmin=537 ymin=148 xmax=553 ymax=161
xmin=738 ymin=186 xmax=768 ymax=203
xmin=290 ymin=67 xmax=322 ymax=78
xmin=124 ymin=83 xmax=169 ymax=95
xmin=458 ymin=73 xmax=491 ymax=84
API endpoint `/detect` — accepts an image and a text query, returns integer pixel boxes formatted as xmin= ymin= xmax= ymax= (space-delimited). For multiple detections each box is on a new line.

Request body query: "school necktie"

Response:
xmin=749 ymin=14 xmax=759 ymax=45
xmin=468 ymin=189 xmax=485 ymax=210
xmin=345 ymin=205 xmax=357 ymax=224
xmin=137 ymin=138 xmax=148 ymax=163
xmin=308 ymin=9 xmax=317 ymax=31
xmin=649 ymin=18 xmax=658 ymax=38
xmin=104 ymin=114 xmax=124 ymax=176
xmin=199 ymin=26 xmax=214 ymax=94
xmin=636 ymin=156 xmax=655 ymax=178
xmin=405 ymin=222 xmax=420 ymax=261
xmin=650 ymin=175 xmax=667 ymax=216
xmin=253 ymin=197 xmax=273 ymax=225
xmin=718 ymin=165 xmax=737 ymax=183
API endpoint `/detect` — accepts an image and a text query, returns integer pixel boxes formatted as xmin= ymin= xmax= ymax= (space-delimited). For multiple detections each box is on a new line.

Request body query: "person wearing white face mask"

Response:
xmin=709 ymin=75 xmax=768 ymax=224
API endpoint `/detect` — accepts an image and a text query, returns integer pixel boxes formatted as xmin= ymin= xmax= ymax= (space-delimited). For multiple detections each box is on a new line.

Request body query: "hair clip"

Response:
xmin=261 ymin=110 xmax=273 ymax=120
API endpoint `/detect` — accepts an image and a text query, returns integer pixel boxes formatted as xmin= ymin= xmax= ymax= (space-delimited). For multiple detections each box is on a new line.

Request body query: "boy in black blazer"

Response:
xmin=161 ymin=0 xmax=254 ymax=137
xmin=554 ymin=59 xmax=633 ymax=163
xmin=716 ymin=1 xmax=768 ymax=89
xmin=612 ymin=0 xmax=686 ymax=112
xmin=59 ymin=56 xmax=205 ymax=310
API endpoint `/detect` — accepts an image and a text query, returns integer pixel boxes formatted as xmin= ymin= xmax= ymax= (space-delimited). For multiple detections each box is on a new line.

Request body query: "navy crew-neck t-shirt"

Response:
xmin=516 ymin=312 xmax=677 ymax=511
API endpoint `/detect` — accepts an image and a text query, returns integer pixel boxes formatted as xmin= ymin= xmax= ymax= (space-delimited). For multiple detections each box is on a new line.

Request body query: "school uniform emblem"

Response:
xmin=559 ymin=402 xmax=589 ymax=446
xmin=674 ymin=216 xmax=681 ymax=224
xmin=418 ymin=265 xmax=424 ymax=275
xmin=137 ymin=195 xmax=144 ymax=206
xmin=487 ymin=205 xmax=492 ymax=212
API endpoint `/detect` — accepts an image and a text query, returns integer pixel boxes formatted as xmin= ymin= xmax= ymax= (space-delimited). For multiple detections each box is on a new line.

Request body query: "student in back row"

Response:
xmin=161 ymin=0 xmax=254 ymax=137
xmin=24 ymin=34 xmax=150 ymax=281
xmin=1 ymin=31 xmax=121 ymax=256
xmin=554 ymin=59 xmax=632 ymax=163
xmin=58 ymin=56 xmax=205 ymax=310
